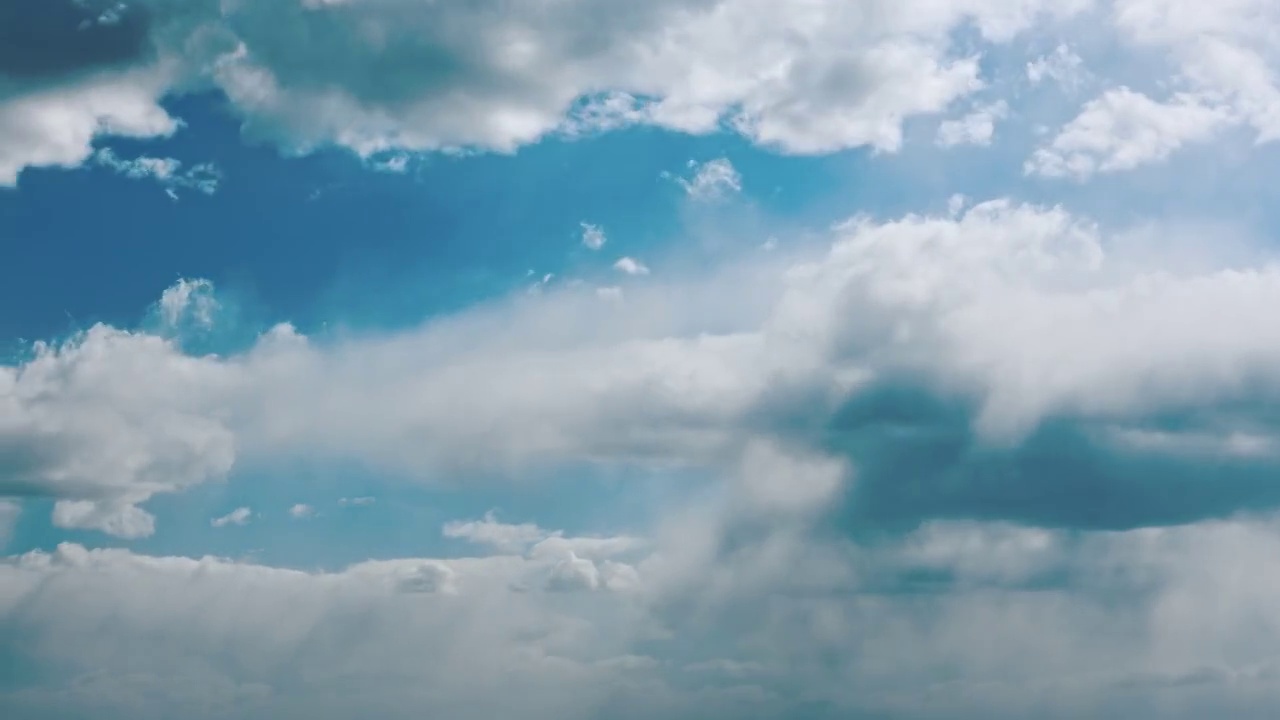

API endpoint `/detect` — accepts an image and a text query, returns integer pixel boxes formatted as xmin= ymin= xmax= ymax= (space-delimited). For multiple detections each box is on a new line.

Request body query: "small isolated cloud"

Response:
xmin=596 ymin=286 xmax=623 ymax=301
xmin=613 ymin=257 xmax=650 ymax=276
xmin=289 ymin=504 xmax=315 ymax=519
xmin=156 ymin=278 xmax=218 ymax=331
xmin=675 ymin=158 xmax=742 ymax=201
xmin=936 ymin=100 xmax=1008 ymax=147
xmin=1027 ymin=87 xmax=1233 ymax=179
xmin=443 ymin=511 xmax=547 ymax=554
xmin=211 ymin=507 xmax=252 ymax=528
xmin=93 ymin=148 xmax=222 ymax=197
xmin=1027 ymin=43 xmax=1087 ymax=90
xmin=580 ymin=222 xmax=606 ymax=250
xmin=366 ymin=152 xmax=410 ymax=173
xmin=339 ymin=496 xmax=375 ymax=507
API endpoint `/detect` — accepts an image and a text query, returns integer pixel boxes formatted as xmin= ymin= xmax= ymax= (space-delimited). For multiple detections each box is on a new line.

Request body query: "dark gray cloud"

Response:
xmin=0 ymin=0 xmax=153 ymax=82
xmin=818 ymin=379 xmax=1280 ymax=537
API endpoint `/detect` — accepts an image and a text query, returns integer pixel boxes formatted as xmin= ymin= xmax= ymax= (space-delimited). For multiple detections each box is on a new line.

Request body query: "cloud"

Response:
xmin=937 ymin=100 xmax=1009 ymax=147
xmin=288 ymin=503 xmax=315 ymax=519
xmin=1026 ymin=43 xmax=1087 ymax=90
xmin=613 ymin=257 xmax=650 ymax=276
xmin=0 ymin=0 xmax=1096 ymax=184
xmin=0 ymin=325 xmax=236 ymax=537
xmin=1027 ymin=87 xmax=1233 ymax=178
xmin=339 ymin=496 xmax=375 ymax=507
xmin=0 ymin=67 xmax=180 ymax=187
xmin=211 ymin=507 xmax=252 ymax=528
xmin=580 ymin=222 xmax=607 ymax=251
xmin=93 ymin=147 xmax=222 ymax=196
xmin=155 ymin=277 xmax=219 ymax=330
xmin=443 ymin=511 xmax=547 ymax=554
xmin=12 ymin=512 xmax=1280 ymax=717
xmin=13 ymin=199 xmax=1280 ymax=537
xmin=1113 ymin=0 xmax=1280 ymax=143
xmin=0 ymin=500 xmax=19 ymax=548
xmin=675 ymin=158 xmax=742 ymax=201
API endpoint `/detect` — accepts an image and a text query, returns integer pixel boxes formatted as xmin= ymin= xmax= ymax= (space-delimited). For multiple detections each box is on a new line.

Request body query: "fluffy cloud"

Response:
xmin=612 ymin=257 xmax=651 ymax=276
xmin=9 ymin=195 xmax=1280 ymax=713
xmin=580 ymin=222 xmax=607 ymax=251
xmin=11 ymin=199 xmax=1280 ymax=537
xmin=1112 ymin=0 xmax=1280 ymax=142
xmin=0 ymin=0 xmax=1095 ymax=184
xmin=1028 ymin=88 xmax=1232 ymax=178
xmin=443 ymin=511 xmax=548 ymax=554
xmin=936 ymin=100 xmax=1009 ymax=147
xmin=675 ymin=158 xmax=742 ymax=201
xmin=1026 ymin=43 xmax=1087 ymax=90
xmin=211 ymin=507 xmax=251 ymax=528
xmin=1025 ymin=0 xmax=1280 ymax=175
xmin=10 ymin=512 xmax=1280 ymax=718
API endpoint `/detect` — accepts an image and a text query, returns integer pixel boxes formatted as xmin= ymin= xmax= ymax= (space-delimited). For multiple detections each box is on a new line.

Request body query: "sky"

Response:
xmin=7 ymin=0 xmax=1280 ymax=718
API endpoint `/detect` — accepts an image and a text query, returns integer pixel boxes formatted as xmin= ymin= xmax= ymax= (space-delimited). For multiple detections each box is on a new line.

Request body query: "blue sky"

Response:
xmin=8 ymin=1 xmax=1280 ymax=719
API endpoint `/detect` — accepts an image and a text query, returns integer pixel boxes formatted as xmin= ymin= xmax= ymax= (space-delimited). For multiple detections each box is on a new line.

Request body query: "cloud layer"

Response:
xmin=6 ymin=198 xmax=1280 ymax=538
xmin=0 ymin=0 xmax=1092 ymax=184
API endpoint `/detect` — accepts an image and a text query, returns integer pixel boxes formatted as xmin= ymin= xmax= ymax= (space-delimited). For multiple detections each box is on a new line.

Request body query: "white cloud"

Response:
xmin=443 ymin=512 xmax=548 ymax=554
xmin=1026 ymin=43 xmax=1087 ymax=89
xmin=339 ymin=496 xmax=376 ymax=507
xmin=613 ymin=257 xmax=650 ymax=276
xmin=156 ymin=277 xmax=219 ymax=331
xmin=0 ymin=69 xmax=181 ymax=187
xmin=211 ymin=507 xmax=252 ymax=528
xmin=1113 ymin=0 xmax=1280 ymax=142
xmin=1027 ymin=87 xmax=1233 ymax=178
xmin=288 ymin=503 xmax=315 ymax=519
xmin=92 ymin=147 xmax=222 ymax=197
xmin=936 ymin=100 xmax=1009 ymax=147
xmin=596 ymin=286 xmax=624 ymax=301
xmin=676 ymin=158 xmax=742 ymax=201
xmin=12 ymin=513 xmax=1280 ymax=717
xmin=14 ymin=199 xmax=1280 ymax=538
xmin=0 ymin=0 xmax=1095 ymax=183
xmin=580 ymin=222 xmax=607 ymax=250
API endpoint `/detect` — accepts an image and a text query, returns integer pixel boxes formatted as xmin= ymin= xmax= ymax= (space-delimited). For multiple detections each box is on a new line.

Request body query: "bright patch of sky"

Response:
xmin=6 ymin=1 xmax=1280 ymax=719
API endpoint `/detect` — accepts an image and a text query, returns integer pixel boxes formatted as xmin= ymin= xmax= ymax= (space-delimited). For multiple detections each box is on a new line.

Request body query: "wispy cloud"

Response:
xmin=93 ymin=148 xmax=222 ymax=198
xmin=211 ymin=507 xmax=252 ymax=528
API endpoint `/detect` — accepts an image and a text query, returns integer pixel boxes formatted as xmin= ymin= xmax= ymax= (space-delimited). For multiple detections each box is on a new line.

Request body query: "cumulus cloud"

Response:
xmin=13 ymin=199 xmax=1280 ymax=537
xmin=1112 ymin=0 xmax=1280 ymax=142
xmin=443 ymin=511 xmax=548 ymax=554
xmin=1026 ymin=43 xmax=1087 ymax=90
xmin=675 ymin=158 xmax=742 ymax=201
xmin=1028 ymin=87 xmax=1233 ymax=178
xmin=580 ymin=222 xmax=607 ymax=251
xmin=8 ymin=196 xmax=1280 ymax=715
xmin=613 ymin=257 xmax=650 ymax=276
xmin=0 ymin=0 xmax=1096 ymax=183
xmin=1024 ymin=0 xmax=1280 ymax=175
xmin=288 ymin=503 xmax=314 ymax=519
xmin=211 ymin=507 xmax=252 ymax=528
xmin=10 ymin=513 xmax=1280 ymax=718
xmin=155 ymin=277 xmax=219 ymax=331
xmin=936 ymin=100 xmax=1009 ymax=147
